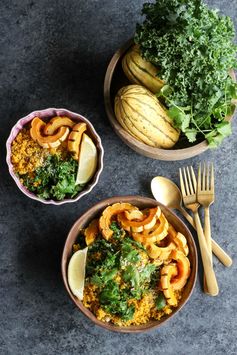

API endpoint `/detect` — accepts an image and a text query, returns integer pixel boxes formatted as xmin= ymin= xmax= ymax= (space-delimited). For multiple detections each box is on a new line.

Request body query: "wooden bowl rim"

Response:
xmin=61 ymin=195 xmax=198 ymax=333
xmin=104 ymin=39 xmax=236 ymax=161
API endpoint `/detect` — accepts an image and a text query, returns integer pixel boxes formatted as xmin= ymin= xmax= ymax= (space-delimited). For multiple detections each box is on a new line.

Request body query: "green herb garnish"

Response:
xmin=21 ymin=154 xmax=84 ymax=200
xmin=86 ymin=229 xmax=160 ymax=320
xmin=155 ymin=292 xmax=166 ymax=310
xmin=135 ymin=0 xmax=237 ymax=146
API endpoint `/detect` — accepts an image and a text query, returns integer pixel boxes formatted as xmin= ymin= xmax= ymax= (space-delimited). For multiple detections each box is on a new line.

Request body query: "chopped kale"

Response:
xmin=21 ymin=154 xmax=84 ymax=200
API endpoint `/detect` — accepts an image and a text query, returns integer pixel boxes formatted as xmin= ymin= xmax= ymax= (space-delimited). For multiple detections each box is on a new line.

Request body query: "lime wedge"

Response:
xmin=67 ymin=247 xmax=88 ymax=300
xmin=76 ymin=133 xmax=98 ymax=185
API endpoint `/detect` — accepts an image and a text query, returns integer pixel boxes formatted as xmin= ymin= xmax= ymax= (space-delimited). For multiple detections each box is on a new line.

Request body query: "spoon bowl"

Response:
xmin=151 ymin=176 xmax=183 ymax=210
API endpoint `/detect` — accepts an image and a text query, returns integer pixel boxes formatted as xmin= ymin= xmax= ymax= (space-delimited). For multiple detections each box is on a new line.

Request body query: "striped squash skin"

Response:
xmin=122 ymin=45 xmax=164 ymax=94
xmin=114 ymin=85 xmax=180 ymax=148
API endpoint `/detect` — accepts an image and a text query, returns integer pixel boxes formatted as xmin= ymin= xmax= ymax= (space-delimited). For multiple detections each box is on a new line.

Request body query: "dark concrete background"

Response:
xmin=0 ymin=1 xmax=237 ymax=354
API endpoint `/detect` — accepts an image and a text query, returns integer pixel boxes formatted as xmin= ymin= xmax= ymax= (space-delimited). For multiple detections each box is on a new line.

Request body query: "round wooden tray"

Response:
xmin=104 ymin=39 xmax=236 ymax=161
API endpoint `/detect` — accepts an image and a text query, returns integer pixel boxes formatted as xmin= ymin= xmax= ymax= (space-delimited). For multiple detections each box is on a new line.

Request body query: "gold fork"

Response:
xmin=197 ymin=162 xmax=219 ymax=294
xmin=179 ymin=166 xmax=219 ymax=296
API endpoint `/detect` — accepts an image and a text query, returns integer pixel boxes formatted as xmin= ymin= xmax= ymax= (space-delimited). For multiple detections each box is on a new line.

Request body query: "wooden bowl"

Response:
xmin=6 ymin=108 xmax=104 ymax=205
xmin=62 ymin=196 xmax=197 ymax=333
xmin=104 ymin=39 xmax=236 ymax=161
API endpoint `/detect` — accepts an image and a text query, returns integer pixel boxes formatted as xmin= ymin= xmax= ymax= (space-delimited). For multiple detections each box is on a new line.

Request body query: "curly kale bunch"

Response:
xmin=135 ymin=0 xmax=237 ymax=146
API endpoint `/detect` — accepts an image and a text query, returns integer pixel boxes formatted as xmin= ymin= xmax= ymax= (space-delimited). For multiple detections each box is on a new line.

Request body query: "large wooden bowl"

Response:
xmin=104 ymin=40 xmax=236 ymax=161
xmin=62 ymin=196 xmax=197 ymax=333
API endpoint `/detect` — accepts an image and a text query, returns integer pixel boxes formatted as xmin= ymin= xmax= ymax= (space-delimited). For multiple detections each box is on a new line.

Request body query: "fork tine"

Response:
xmin=186 ymin=167 xmax=194 ymax=194
xmin=179 ymin=168 xmax=186 ymax=197
xmin=210 ymin=163 xmax=215 ymax=192
xmin=183 ymin=167 xmax=190 ymax=195
xmin=206 ymin=162 xmax=210 ymax=190
xmin=190 ymin=166 xmax=197 ymax=191
xmin=202 ymin=162 xmax=206 ymax=190
xmin=198 ymin=163 xmax=202 ymax=191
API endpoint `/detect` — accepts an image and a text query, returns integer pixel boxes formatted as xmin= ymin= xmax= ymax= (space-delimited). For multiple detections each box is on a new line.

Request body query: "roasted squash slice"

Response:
xmin=168 ymin=226 xmax=189 ymax=256
xmin=146 ymin=240 xmax=176 ymax=260
xmin=99 ymin=203 xmax=135 ymax=240
xmin=132 ymin=233 xmax=157 ymax=245
xmin=124 ymin=209 xmax=143 ymax=221
xmin=143 ymin=213 xmax=168 ymax=240
xmin=68 ymin=122 xmax=87 ymax=160
xmin=117 ymin=207 xmax=160 ymax=231
xmin=160 ymin=263 xmax=178 ymax=306
xmin=30 ymin=117 xmax=70 ymax=148
xmin=84 ymin=219 xmax=99 ymax=246
xmin=173 ymin=232 xmax=189 ymax=256
xmin=132 ymin=213 xmax=169 ymax=244
xmin=170 ymin=250 xmax=191 ymax=290
xmin=167 ymin=224 xmax=177 ymax=239
xmin=30 ymin=117 xmax=45 ymax=142
xmin=44 ymin=116 xmax=75 ymax=135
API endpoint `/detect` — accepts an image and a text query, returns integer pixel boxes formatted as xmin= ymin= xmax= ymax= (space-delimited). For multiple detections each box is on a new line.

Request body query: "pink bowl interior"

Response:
xmin=6 ymin=108 xmax=104 ymax=205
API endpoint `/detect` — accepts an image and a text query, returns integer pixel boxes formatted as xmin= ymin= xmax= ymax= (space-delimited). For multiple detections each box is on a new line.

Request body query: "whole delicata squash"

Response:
xmin=122 ymin=45 xmax=164 ymax=94
xmin=114 ymin=85 xmax=180 ymax=148
xmin=160 ymin=263 xmax=178 ymax=306
xmin=30 ymin=117 xmax=70 ymax=148
xmin=84 ymin=219 xmax=99 ymax=246
xmin=170 ymin=250 xmax=191 ymax=290
xmin=99 ymin=203 xmax=135 ymax=240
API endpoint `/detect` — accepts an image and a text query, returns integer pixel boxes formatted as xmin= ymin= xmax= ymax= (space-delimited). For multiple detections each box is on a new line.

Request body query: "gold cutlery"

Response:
xmin=151 ymin=176 xmax=232 ymax=267
xmin=179 ymin=166 xmax=219 ymax=296
xmin=197 ymin=162 xmax=215 ymax=293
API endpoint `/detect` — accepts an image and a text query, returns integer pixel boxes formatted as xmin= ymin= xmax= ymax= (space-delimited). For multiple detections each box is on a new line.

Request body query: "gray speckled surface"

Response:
xmin=0 ymin=1 xmax=237 ymax=354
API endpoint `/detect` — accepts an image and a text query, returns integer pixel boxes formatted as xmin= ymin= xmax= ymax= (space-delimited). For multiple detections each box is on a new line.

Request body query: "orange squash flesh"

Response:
xmin=85 ymin=219 xmax=99 ymax=246
xmin=173 ymin=232 xmax=189 ymax=256
xmin=142 ymin=213 xmax=169 ymax=240
xmin=124 ymin=209 xmax=143 ymax=220
xmin=44 ymin=116 xmax=75 ymax=135
xmin=146 ymin=241 xmax=176 ymax=260
xmin=118 ymin=207 xmax=159 ymax=229
xmin=132 ymin=233 xmax=157 ymax=244
xmin=170 ymin=250 xmax=191 ymax=290
xmin=160 ymin=264 xmax=178 ymax=306
xmin=30 ymin=117 xmax=69 ymax=148
xmin=168 ymin=226 xmax=189 ymax=256
xmin=99 ymin=203 xmax=135 ymax=240
xmin=30 ymin=117 xmax=46 ymax=142
xmin=68 ymin=122 xmax=87 ymax=160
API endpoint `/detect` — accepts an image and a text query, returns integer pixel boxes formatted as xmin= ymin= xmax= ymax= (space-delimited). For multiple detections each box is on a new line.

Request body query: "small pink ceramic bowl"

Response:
xmin=6 ymin=108 xmax=104 ymax=205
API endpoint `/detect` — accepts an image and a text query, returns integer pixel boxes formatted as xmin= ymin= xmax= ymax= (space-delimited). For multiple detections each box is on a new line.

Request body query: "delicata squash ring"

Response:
xmin=170 ymin=250 xmax=191 ymax=290
xmin=99 ymin=203 xmax=136 ymax=240
xmin=43 ymin=116 xmax=75 ymax=135
xmin=160 ymin=264 xmax=178 ymax=306
xmin=30 ymin=117 xmax=70 ymax=148
xmin=117 ymin=207 xmax=161 ymax=232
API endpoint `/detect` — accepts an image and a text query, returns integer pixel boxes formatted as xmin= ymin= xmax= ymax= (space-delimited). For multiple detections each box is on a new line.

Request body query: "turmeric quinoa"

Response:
xmin=71 ymin=203 xmax=191 ymax=327
xmin=11 ymin=128 xmax=49 ymax=175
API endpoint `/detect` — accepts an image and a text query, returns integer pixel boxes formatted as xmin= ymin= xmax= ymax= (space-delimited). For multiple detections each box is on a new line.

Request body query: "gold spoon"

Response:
xmin=151 ymin=176 xmax=232 ymax=267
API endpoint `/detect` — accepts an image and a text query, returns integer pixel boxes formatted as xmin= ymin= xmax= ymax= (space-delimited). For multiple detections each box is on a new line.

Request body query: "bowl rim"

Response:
xmin=61 ymin=195 xmax=198 ymax=333
xmin=6 ymin=107 xmax=104 ymax=205
xmin=104 ymin=39 xmax=236 ymax=161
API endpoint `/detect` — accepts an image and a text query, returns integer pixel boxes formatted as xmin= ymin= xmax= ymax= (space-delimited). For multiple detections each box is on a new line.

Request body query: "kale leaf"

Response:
xmin=21 ymin=154 xmax=84 ymax=200
xmin=135 ymin=0 xmax=237 ymax=146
